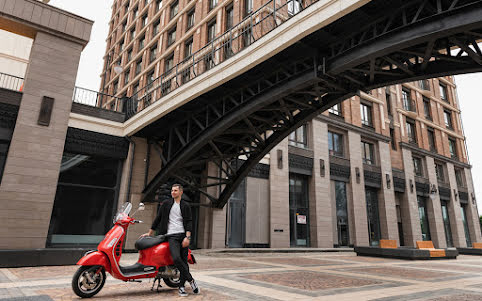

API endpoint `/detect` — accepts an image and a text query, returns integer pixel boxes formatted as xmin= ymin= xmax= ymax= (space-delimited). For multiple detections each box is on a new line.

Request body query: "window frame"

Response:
xmin=328 ymin=131 xmax=344 ymax=158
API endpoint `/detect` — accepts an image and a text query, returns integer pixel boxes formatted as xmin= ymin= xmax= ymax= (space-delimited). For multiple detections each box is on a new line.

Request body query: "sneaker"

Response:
xmin=190 ymin=279 xmax=200 ymax=294
xmin=178 ymin=287 xmax=188 ymax=297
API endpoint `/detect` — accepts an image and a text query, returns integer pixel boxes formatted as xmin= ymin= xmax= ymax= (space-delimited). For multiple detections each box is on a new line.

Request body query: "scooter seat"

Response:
xmin=135 ymin=235 xmax=166 ymax=250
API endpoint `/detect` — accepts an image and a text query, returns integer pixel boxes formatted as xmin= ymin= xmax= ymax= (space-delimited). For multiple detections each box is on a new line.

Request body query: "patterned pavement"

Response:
xmin=1 ymin=252 xmax=482 ymax=300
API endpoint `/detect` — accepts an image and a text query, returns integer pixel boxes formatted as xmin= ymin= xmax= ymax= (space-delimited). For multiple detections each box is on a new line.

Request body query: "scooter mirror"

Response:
xmin=138 ymin=203 xmax=145 ymax=211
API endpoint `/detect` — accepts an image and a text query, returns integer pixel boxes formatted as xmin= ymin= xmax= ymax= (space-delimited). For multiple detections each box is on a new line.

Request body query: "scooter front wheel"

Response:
xmin=72 ymin=265 xmax=106 ymax=298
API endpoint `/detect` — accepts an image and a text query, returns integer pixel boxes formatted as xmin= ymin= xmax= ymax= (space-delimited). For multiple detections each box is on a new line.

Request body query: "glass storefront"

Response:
xmin=47 ymin=153 xmax=122 ymax=247
xmin=440 ymin=200 xmax=453 ymax=247
xmin=365 ymin=188 xmax=381 ymax=246
xmin=418 ymin=196 xmax=431 ymax=241
xmin=335 ymin=181 xmax=349 ymax=246
xmin=289 ymin=174 xmax=309 ymax=247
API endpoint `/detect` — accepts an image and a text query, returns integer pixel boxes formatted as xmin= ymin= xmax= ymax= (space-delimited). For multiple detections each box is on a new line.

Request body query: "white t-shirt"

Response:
xmin=167 ymin=202 xmax=185 ymax=235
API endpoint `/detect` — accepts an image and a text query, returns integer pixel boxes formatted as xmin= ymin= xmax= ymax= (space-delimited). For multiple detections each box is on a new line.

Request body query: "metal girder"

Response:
xmin=140 ymin=0 xmax=482 ymax=207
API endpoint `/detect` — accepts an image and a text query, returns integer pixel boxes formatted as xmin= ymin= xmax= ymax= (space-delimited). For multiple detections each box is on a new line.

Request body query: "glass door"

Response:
xmin=365 ymin=188 xmax=381 ymax=246
xmin=289 ymin=174 xmax=310 ymax=247
xmin=461 ymin=204 xmax=472 ymax=247
xmin=440 ymin=200 xmax=453 ymax=247
xmin=335 ymin=181 xmax=349 ymax=246
xmin=418 ymin=196 xmax=431 ymax=241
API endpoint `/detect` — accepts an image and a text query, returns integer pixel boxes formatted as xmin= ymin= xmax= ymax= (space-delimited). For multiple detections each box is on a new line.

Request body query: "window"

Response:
xmin=360 ymin=103 xmax=373 ymax=127
xmin=242 ymin=27 xmax=251 ymax=47
xmin=328 ymin=131 xmax=343 ymax=157
xmin=133 ymin=6 xmax=139 ymax=19
xmin=209 ymin=0 xmax=218 ymax=10
xmin=288 ymin=124 xmax=307 ymax=148
xmin=133 ymin=82 xmax=140 ymax=95
xmin=122 ymin=21 xmax=127 ymax=32
xmin=413 ymin=156 xmax=423 ymax=177
xmin=124 ymin=2 xmax=130 ymax=14
xmin=156 ymin=0 xmax=162 ymax=11
xmin=124 ymin=69 xmax=130 ymax=85
xmin=444 ymin=110 xmax=453 ymax=129
xmin=153 ymin=20 xmax=160 ymax=36
xmin=385 ymin=88 xmax=392 ymax=116
xmin=184 ymin=38 xmax=193 ymax=59
xmin=141 ymin=14 xmax=148 ymax=27
xmin=402 ymin=88 xmax=415 ymax=112
xmin=167 ymin=26 xmax=176 ymax=46
xmin=127 ymin=48 xmax=133 ymax=62
xmin=226 ymin=4 xmax=234 ymax=30
xmin=135 ymin=59 xmax=142 ymax=75
xmin=147 ymin=69 xmax=155 ymax=86
xmin=390 ymin=128 xmax=396 ymax=150
xmin=244 ymin=0 xmax=253 ymax=16
xmin=149 ymin=45 xmax=157 ymax=63
xmin=448 ymin=137 xmax=457 ymax=159
xmin=435 ymin=162 xmax=445 ymax=182
xmin=427 ymin=127 xmax=436 ymax=152
xmin=207 ymin=19 xmax=216 ymax=43
xmin=186 ymin=8 xmax=195 ymax=30
xmin=119 ymin=39 xmax=124 ymax=52
xmin=419 ymin=79 xmax=430 ymax=91
xmin=170 ymin=1 xmax=178 ymax=19
xmin=329 ymin=103 xmax=342 ymax=116
xmin=165 ymin=53 xmax=174 ymax=72
xmin=113 ymin=80 xmax=119 ymax=95
xmin=406 ymin=118 xmax=417 ymax=144
xmin=418 ymin=197 xmax=431 ymax=241
xmin=440 ymin=83 xmax=448 ymax=102
xmin=423 ymin=97 xmax=432 ymax=120
xmin=130 ymin=27 xmax=136 ymax=40
xmin=288 ymin=0 xmax=302 ymax=15
xmin=455 ymin=168 xmax=465 ymax=187
xmin=138 ymin=35 xmax=145 ymax=49
xmin=335 ymin=181 xmax=349 ymax=246
xmin=361 ymin=141 xmax=375 ymax=165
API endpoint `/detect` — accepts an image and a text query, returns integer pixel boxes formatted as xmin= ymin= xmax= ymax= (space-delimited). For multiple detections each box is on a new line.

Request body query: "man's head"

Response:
xmin=171 ymin=184 xmax=183 ymax=200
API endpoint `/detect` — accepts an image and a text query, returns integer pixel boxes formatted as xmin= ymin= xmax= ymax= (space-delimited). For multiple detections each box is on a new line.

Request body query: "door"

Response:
xmin=289 ymin=174 xmax=310 ymax=247
xmin=365 ymin=188 xmax=381 ymax=246
xmin=396 ymin=205 xmax=405 ymax=246
xmin=441 ymin=200 xmax=453 ymax=247
xmin=335 ymin=181 xmax=349 ymax=246
xmin=461 ymin=204 xmax=472 ymax=247
xmin=418 ymin=196 xmax=431 ymax=241
xmin=227 ymin=179 xmax=246 ymax=248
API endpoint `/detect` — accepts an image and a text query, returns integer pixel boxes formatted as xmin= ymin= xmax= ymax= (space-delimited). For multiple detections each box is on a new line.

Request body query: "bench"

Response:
xmin=379 ymin=239 xmax=397 ymax=249
xmin=473 ymin=242 xmax=482 ymax=249
xmin=416 ymin=241 xmax=446 ymax=257
xmin=457 ymin=242 xmax=482 ymax=255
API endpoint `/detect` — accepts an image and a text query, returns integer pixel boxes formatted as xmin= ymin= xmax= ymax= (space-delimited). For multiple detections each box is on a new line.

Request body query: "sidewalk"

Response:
xmin=1 ymin=251 xmax=482 ymax=300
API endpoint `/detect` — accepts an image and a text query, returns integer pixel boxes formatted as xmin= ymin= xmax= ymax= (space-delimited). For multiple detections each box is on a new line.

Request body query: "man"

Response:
xmin=142 ymin=184 xmax=200 ymax=297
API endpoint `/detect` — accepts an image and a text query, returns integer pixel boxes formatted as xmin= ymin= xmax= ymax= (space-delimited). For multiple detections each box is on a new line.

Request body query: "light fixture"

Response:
xmin=471 ymin=192 xmax=476 ymax=205
xmin=113 ymin=64 xmax=123 ymax=75
xmin=386 ymin=173 xmax=391 ymax=189
xmin=453 ymin=189 xmax=458 ymax=200
xmin=429 ymin=184 xmax=437 ymax=201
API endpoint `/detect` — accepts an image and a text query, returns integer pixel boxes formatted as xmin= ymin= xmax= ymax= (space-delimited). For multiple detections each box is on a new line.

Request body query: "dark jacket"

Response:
xmin=150 ymin=198 xmax=193 ymax=235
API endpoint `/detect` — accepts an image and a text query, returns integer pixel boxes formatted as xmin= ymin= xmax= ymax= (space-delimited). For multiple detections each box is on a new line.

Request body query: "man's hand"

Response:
xmin=182 ymin=237 xmax=190 ymax=248
xmin=140 ymin=233 xmax=150 ymax=238
xmin=140 ymin=229 xmax=155 ymax=238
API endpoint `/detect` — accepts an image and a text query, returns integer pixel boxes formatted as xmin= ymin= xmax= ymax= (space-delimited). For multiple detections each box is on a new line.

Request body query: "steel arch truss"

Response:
xmin=141 ymin=0 xmax=482 ymax=207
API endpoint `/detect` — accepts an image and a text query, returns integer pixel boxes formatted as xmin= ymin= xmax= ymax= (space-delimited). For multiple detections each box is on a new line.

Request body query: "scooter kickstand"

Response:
xmin=151 ymin=277 xmax=162 ymax=292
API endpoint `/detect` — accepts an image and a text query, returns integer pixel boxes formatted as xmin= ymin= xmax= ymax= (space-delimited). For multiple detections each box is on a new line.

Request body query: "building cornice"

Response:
xmin=400 ymin=142 xmax=471 ymax=169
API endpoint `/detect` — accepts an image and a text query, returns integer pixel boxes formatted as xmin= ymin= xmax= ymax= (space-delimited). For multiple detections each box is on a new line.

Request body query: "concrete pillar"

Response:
xmin=269 ymin=138 xmax=290 ymax=247
xmin=0 ymin=32 xmax=83 ymax=249
xmin=425 ymin=157 xmax=447 ymax=248
xmin=309 ymin=120 xmax=333 ymax=247
xmin=347 ymin=131 xmax=369 ymax=246
xmin=377 ymin=141 xmax=399 ymax=243
xmin=445 ymin=163 xmax=466 ymax=247
xmin=400 ymin=148 xmax=422 ymax=246
xmin=464 ymin=167 xmax=482 ymax=244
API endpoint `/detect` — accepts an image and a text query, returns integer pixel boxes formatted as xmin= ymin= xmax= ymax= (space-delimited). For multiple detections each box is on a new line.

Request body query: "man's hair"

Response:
xmin=172 ymin=183 xmax=183 ymax=191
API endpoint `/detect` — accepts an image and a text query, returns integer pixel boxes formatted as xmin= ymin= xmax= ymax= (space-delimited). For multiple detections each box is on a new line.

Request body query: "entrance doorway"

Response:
xmin=335 ymin=181 xmax=349 ymax=246
xmin=418 ymin=196 xmax=431 ymax=241
xmin=227 ymin=179 xmax=246 ymax=248
xmin=440 ymin=200 xmax=453 ymax=247
xmin=365 ymin=188 xmax=381 ymax=246
xmin=461 ymin=204 xmax=472 ymax=247
xmin=289 ymin=174 xmax=310 ymax=247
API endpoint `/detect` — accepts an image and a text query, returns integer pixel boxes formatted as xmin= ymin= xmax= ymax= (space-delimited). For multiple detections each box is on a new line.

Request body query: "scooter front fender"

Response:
xmin=77 ymin=251 xmax=111 ymax=273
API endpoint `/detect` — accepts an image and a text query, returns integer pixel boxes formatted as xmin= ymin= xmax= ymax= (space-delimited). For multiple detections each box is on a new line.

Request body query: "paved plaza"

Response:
xmin=1 ymin=251 xmax=482 ymax=300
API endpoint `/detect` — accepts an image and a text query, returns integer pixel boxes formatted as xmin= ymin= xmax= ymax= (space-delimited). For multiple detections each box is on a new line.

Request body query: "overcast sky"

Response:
xmin=49 ymin=0 xmax=482 ymax=214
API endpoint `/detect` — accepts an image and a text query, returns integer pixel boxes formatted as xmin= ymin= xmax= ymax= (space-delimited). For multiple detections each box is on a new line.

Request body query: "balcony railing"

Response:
xmin=0 ymin=72 xmax=24 ymax=92
xmin=124 ymin=0 xmax=319 ymax=119
xmin=72 ymin=87 xmax=123 ymax=111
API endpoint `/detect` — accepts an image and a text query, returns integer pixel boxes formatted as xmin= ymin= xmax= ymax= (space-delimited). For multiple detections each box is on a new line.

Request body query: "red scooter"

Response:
xmin=72 ymin=202 xmax=196 ymax=298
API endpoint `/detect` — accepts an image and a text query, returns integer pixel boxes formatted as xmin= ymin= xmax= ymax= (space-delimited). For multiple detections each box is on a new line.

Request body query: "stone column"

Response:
xmin=269 ymin=138 xmax=290 ymax=247
xmin=446 ymin=163 xmax=466 ymax=247
xmin=400 ymin=148 xmax=422 ymax=246
xmin=464 ymin=168 xmax=482 ymax=244
xmin=377 ymin=141 xmax=399 ymax=242
xmin=347 ymin=131 xmax=369 ymax=246
xmin=309 ymin=120 xmax=332 ymax=247
xmin=425 ymin=157 xmax=447 ymax=248
xmin=0 ymin=32 xmax=84 ymax=249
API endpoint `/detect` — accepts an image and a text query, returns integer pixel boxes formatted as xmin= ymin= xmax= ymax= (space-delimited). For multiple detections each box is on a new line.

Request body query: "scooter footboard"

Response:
xmin=77 ymin=250 xmax=111 ymax=272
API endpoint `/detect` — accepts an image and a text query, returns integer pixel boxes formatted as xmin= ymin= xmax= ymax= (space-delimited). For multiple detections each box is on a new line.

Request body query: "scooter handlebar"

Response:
xmin=132 ymin=220 xmax=144 ymax=224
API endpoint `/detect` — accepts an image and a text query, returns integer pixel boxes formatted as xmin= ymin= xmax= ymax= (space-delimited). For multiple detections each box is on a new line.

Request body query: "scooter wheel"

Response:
xmin=163 ymin=277 xmax=181 ymax=288
xmin=72 ymin=265 xmax=106 ymax=298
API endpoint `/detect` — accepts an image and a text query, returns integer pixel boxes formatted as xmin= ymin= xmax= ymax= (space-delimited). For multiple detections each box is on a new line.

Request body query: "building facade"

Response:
xmin=100 ymin=0 xmax=481 ymax=249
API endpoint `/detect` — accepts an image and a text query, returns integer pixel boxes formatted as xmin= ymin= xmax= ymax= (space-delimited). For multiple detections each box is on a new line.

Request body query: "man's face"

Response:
xmin=171 ymin=186 xmax=182 ymax=199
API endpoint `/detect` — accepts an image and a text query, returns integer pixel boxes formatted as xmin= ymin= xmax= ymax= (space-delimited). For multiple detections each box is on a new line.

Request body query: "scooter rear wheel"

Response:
xmin=72 ymin=265 xmax=106 ymax=298
xmin=163 ymin=277 xmax=181 ymax=288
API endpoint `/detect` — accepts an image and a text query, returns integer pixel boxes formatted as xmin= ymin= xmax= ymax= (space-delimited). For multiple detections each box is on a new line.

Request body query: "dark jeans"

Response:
xmin=167 ymin=233 xmax=193 ymax=287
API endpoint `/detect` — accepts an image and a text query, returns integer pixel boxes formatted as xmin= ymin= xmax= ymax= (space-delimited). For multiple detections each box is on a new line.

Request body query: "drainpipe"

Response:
xmin=125 ymin=136 xmax=136 ymax=203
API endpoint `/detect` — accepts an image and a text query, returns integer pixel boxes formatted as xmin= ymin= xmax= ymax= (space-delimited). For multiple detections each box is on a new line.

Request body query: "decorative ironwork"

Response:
xmin=72 ymin=87 xmax=123 ymax=111
xmin=393 ymin=177 xmax=406 ymax=192
xmin=416 ymin=181 xmax=430 ymax=196
xmin=330 ymin=163 xmax=351 ymax=180
xmin=364 ymin=170 xmax=382 ymax=188
xmin=288 ymin=154 xmax=314 ymax=175
xmin=0 ymin=72 xmax=23 ymax=92
xmin=439 ymin=186 xmax=451 ymax=199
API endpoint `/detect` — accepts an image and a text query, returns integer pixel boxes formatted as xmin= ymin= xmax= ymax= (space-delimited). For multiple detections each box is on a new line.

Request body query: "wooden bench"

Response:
xmin=416 ymin=241 xmax=446 ymax=257
xmin=379 ymin=239 xmax=397 ymax=249
xmin=473 ymin=242 xmax=482 ymax=249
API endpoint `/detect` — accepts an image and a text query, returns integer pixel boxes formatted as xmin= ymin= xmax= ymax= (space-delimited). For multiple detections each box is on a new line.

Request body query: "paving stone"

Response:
xmin=8 ymin=265 xmax=78 ymax=280
xmin=249 ymin=257 xmax=342 ymax=266
xmin=341 ymin=266 xmax=459 ymax=280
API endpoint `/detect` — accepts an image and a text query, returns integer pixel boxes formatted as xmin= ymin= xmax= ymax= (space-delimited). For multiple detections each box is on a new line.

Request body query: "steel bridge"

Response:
xmin=123 ymin=0 xmax=482 ymax=208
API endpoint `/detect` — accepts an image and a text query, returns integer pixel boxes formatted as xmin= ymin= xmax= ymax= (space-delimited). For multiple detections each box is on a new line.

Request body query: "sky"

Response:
xmin=48 ymin=0 xmax=482 ymax=214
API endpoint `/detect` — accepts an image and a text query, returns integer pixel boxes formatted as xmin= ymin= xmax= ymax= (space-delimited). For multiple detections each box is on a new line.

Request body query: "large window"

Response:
xmin=361 ymin=141 xmax=375 ymax=165
xmin=423 ymin=97 xmax=432 ymax=120
xmin=170 ymin=0 xmax=178 ymax=19
xmin=335 ymin=181 xmax=349 ymax=246
xmin=165 ymin=53 xmax=174 ymax=72
xmin=413 ymin=156 xmax=424 ymax=177
xmin=288 ymin=0 xmax=302 ymax=15
xmin=402 ymin=88 xmax=414 ymax=111
xmin=289 ymin=174 xmax=310 ymax=247
xmin=386 ymin=88 xmax=392 ymax=116
xmin=184 ymin=38 xmax=193 ymax=59
xmin=461 ymin=205 xmax=471 ymax=247
xmin=186 ymin=8 xmax=195 ymax=30
xmin=418 ymin=197 xmax=431 ymax=241
xmin=406 ymin=118 xmax=417 ymax=144
xmin=444 ymin=110 xmax=453 ymax=129
xmin=209 ymin=0 xmax=218 ymax=10
xmin=449 ymin=137 xmax=457 ymax=159
xmin=329 ymin=103 xmax=342 ymax=116
xmin=440 ymin=83 xmax=448 ymax=102
xmin=427 ymin=127 xmax=436 ymax=152
xmin=328 ymin=131 xmax=344 ymax=157
xmin=419 ymin=79 xmax=430 ymax=91
xmin=366 ymin=188 xmax=381 ymax=246
xmin=207 ymin=19 xmax=216 ymax=43
xmin=47 ymin=153 xmax=122 ymax=247
xmin=435 ymin=162 xmax=445 ymax=182
xmin=289 ymin=124 xmax=307 ymax=148
xmin=360 ymin=103 xmax=373 ymax=127
xmin=455 ymin=168 xmax=466 ymax=187
xmin=244 ymin=0 xmax=253 ymax=16
xmin=149 ymin=44 xmax=157 ymax=63
xmin=441 ymin=201 xmax=453 ymax=248
xmin=167 ymin=26 xmax=176 ymax=46
xmin=225 ymin=4 xmax=234 ymax=30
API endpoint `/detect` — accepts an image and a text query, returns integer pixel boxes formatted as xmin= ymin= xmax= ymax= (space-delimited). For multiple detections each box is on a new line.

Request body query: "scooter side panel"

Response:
xmin=76 ymin=251 xmax=111 ymax=273
xmin=138 ymin=242 xmax=174 ymax=267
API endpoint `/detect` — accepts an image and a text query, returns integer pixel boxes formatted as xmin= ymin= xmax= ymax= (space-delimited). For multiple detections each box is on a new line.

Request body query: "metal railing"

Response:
xmin=72 ymin=86 xmax=124 ymax=111
xmin=0 ymin=72 xmax=24 ymax=92
xmin=125 ymin=0 xmax=319 ymax=119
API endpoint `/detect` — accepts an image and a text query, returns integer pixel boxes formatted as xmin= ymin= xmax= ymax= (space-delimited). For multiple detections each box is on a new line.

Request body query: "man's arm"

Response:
xmin=141 ymin=203 xmax=163 ymax=237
